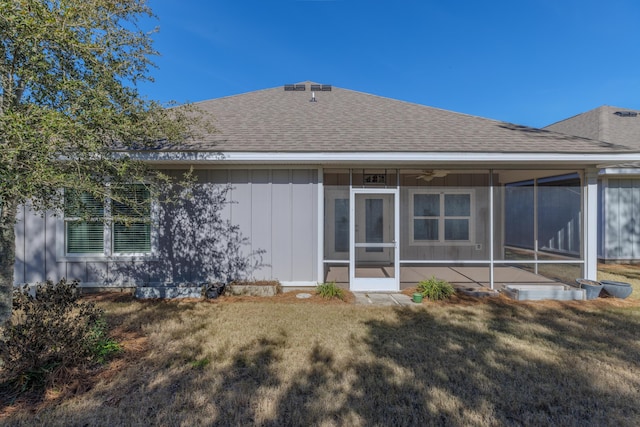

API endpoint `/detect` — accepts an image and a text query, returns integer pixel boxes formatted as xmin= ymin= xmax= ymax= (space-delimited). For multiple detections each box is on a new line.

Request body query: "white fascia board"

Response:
xmin=599 ymin=167 xmax=640 ymax=176
xmin=123 ymin=151 xmax=640 ymax=166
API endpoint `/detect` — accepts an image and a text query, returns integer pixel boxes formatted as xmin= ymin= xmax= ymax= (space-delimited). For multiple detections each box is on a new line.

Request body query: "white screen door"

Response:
xmin=350 ymin=188 xmax=399 ymax=291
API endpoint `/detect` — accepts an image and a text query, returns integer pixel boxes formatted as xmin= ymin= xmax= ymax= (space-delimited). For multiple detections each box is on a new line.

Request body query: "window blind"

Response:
xmin=112 ymin=185 xmax=151 ymax=253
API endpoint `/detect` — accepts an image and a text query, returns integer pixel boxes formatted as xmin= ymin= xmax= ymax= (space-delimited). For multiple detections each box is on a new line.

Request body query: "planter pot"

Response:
xmin=204 ymin=283 xmax=226 ymax=299
xmin=581 ymin=283 xmax=603 ymax=300
xmin=600 ymin=280 xmax=633 ymax=299
xmin=576 ymin=279 xmax=603 ymax=300
xmin=412 ymin=293 xmax=423 ymax=303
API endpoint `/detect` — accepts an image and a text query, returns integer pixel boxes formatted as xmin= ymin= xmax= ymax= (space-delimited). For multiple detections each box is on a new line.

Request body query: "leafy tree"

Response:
xmin=0 ymin=0 xmax=199 ymax=323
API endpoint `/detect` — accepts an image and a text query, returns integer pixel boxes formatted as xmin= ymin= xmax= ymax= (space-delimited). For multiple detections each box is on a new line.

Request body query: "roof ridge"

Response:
xmin=598 ymin=106 xmax=609 ymax=142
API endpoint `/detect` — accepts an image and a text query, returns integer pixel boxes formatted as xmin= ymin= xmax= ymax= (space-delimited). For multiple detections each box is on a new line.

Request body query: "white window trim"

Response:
xmin=324 ymin=188 xmax=351 ymax=260
xmin=408 ymin=188 xmax=475 ymax=246
xmin=57 ymin=187 xmax=158 ymax=261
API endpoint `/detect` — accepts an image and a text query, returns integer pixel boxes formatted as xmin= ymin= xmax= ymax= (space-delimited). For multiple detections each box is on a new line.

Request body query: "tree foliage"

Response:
xmin=0 ymin=0 xmax=200 ymax=322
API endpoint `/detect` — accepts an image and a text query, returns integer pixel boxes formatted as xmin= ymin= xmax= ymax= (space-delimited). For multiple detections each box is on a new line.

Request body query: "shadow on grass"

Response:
xmin=364 ymin=306 xmax=639 ymax=425
xmin=275 ymin=305 xmax=638 ymax=425
xmin=219 ymin=303 xmax=640 ymax=425
xmin=4 ymin=301 xmax=640 ymax=426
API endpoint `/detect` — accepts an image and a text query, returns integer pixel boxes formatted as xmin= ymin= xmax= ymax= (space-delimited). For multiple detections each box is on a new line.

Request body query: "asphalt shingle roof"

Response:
xmin=172 ymin=82 xmax=633 ymax=154
xmin=545 ymin=105 xmax=640 ymax=150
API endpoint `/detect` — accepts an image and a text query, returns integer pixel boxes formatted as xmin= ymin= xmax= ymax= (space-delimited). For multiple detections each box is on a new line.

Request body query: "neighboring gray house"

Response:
xmin=546 ymin=106 xmax=640 ymax=263
xmin=13 ymin=84 xmax=640 ymax=291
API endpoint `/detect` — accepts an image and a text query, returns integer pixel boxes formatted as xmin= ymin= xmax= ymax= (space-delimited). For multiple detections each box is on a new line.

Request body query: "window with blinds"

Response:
xmin=64 ymin=185 xmax=151 ymax=255
xmin=64 ymin=191 xmax=105 ymax=254
xmin=112 ymin=185 xmax=151 ymax=253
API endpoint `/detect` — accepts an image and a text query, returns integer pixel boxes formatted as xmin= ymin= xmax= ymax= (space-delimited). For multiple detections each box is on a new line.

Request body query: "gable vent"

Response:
xmin=614 ymin=111 xmax=638 ymax=117
xmin=284 ymin=84 xmax=306 ymax=91
xmin=310 ymin=84 xmax=332 ymax=91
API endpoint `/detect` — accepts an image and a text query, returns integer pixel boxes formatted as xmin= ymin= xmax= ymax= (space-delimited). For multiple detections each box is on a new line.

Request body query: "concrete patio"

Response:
xmin=325 ymin=265 xmax=561 ymax=291
xmin=353 ymin=292 xmax=415 ymax=306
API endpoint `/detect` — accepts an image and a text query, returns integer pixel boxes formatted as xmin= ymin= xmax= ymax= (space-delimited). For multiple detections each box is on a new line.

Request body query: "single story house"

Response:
xmin=545 ymin=106 xmax=640 ymax=263
xmin=13 ymin=83 xmax=640 ymax=292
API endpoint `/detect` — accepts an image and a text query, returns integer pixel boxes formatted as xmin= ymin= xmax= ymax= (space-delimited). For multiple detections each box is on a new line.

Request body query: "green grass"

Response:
xmin=2 ymin=295 xmax=640 ymax=426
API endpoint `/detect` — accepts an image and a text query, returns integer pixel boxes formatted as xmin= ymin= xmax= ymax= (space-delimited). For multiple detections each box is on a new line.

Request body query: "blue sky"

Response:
xmin=139 ymin=0 xmax=640 ymax=128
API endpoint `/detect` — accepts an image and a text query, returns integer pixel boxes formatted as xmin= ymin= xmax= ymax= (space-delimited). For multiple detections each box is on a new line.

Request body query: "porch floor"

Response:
xmin=325 ymin=265 xmax=562 ymax=290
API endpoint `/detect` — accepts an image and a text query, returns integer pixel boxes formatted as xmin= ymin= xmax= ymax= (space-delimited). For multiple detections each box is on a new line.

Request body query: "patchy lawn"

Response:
xmin=2 ymin=292 xmax=640 ymax=426
xmin=599 ymin=263 xmax=640 ymax=300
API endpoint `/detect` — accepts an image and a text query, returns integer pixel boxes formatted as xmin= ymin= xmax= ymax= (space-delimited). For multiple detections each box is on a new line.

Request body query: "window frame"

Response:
xmin=110 ymin=184 xmax=153 ymax=256
xmin=60 ymin=185 xmax=157 ymax=260
xmin=408 ymin=188 xmax=475 ymax=245
xmin=63 ymin=190 xmax=106 ymax=255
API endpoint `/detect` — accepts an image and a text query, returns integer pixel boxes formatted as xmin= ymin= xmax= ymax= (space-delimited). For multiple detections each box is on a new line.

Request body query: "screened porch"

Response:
xmin=322 ymin=168 xmax=590 ymax=291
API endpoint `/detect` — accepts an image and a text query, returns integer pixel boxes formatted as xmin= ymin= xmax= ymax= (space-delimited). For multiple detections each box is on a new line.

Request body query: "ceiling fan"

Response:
xmin=415 ymin=170 xmax=450 ymax=182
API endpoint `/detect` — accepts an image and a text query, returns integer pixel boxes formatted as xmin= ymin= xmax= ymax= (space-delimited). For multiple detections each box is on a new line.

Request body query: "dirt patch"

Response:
xmin=0 ymin=317 xmax=149 ymax=419
xmin=213 ymin=290 xmax=356 ymax=305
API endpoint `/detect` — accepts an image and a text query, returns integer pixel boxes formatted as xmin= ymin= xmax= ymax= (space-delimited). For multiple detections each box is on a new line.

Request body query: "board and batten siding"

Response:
xmin=223 ymin=169 xmax=319 ymax=284
xmin=13 ymin=205 xmax=64 ymax=284
xmin=13 ymin=168 xmax=319 ymax=286
xmin=601 ymin=178 xmax=640 ymax=261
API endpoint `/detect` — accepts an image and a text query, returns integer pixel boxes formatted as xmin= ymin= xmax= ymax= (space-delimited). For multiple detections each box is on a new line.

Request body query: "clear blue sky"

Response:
xmin=138 ymin=0 xmax=640 ymax=128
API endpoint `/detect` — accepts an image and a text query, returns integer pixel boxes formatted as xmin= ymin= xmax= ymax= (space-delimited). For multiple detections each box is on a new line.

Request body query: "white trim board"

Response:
xmin=122 ymin=151 xmax=640 ymax=166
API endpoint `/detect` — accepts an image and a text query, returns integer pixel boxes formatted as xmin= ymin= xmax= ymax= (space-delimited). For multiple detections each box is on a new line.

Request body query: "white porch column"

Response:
xmin=317 ymin=167 xmax=324 ymax=284
xmin=584 ymin=168 xmax=599 ymax=280
xmin=489 ymin=169 xmax=494 ymax=290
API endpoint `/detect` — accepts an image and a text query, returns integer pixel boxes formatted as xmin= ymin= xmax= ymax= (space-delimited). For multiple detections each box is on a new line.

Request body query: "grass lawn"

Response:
xmin=2 ymin=289 xmax=640 ymax=426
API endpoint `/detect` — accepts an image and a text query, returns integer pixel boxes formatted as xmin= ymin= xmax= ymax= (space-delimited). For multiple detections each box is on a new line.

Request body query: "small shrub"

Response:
xmin=0 ymin=279 xmax=120 ymax=392
xmin=417 ymin=276 xmax=456 ymax=301
xmin=316 ymin=282 xmax=344 ymax=300
xmin=88 ymin=318 xmax=123 ymax=363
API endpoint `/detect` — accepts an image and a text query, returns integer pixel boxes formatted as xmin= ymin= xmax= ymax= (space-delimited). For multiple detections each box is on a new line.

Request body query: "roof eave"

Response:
xmin=122 ymin=151 xmax=640 ymax=168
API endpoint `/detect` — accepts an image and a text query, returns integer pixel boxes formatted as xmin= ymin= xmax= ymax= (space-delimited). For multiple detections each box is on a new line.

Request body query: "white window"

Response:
xmin=111 ymin=185 xmax=152 ymax=254
xmin=409 ymin=189 xmax=474 ymax=244
xmin=64 ymin=191 xmax=105 ymax=254
xmin=64 ymin=185 xmax=152 ymax=256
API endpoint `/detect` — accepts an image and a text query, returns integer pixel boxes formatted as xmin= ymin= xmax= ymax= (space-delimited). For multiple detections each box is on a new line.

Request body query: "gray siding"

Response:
xmin=13 ymin=168 xmax=319 ymax=286
xmin=602 ymin=178 xmax=640 ymax=260
xmin=13 ymin=204 xmax=58 ymax=284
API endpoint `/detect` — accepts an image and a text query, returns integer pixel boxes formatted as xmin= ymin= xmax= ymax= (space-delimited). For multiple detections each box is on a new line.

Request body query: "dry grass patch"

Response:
xmin=598 ymin=264 xmax=640 ymax=300
xmin=2 ymin=293 xmax=640 ymax=426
